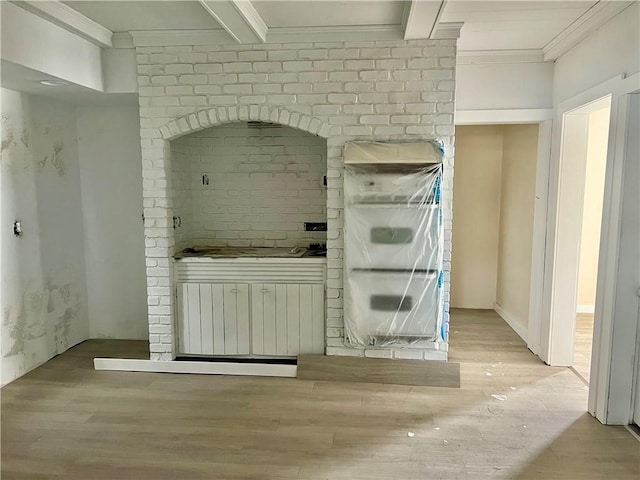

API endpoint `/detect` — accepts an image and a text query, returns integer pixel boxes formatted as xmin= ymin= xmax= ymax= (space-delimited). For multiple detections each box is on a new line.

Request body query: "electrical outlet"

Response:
xmin=304 ymin=222 xmax=327 ymax=232
xmin=13 ymin=220 xmax=23 ymax=237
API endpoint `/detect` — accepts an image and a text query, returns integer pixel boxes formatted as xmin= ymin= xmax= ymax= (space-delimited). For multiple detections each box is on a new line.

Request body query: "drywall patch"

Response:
xmin=1 ymin=130 xmax=14 ymax=153
xmin=3 ymin=280 xmax=82 ymax=360
xmin=3 ymin=305 xmax=27 ymax=358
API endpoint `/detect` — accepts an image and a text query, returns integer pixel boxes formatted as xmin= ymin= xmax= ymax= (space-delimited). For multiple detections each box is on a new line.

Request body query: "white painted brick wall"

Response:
xmin=170 ymin=141 xmax=193 ymax=250
xmin=137 ymin=39 xmax=456 ymax=361
xmin=170 ymin=123 xmax=326 ymax=249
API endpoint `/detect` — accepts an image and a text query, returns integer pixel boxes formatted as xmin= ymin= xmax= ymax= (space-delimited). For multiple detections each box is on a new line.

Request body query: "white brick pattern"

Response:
xmin=171 ymin=123 xmax=327 ymax=250
xmin=137 ymin=40 xmax=456 ymax=361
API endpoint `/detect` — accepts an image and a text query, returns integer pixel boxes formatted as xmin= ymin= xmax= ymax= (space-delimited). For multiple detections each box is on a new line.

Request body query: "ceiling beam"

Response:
xmin=198 ymin=0 xmax=267 ymax=44
xmin=427 ymin=0 xmax=462 ymax=40
xmin=431 ymin=22 xmax=463 ymax=40
xmin=11 ymin=0 xmax=113 ymax=48
xmin=403 ymin=0 xmax=443 ymax=40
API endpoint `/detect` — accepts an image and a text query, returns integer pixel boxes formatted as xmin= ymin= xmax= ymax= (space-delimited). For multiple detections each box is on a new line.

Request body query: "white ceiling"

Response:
xmin=62 ymin=1 xmax=220 ymax=31
xmin=3 ymin=0 xmax=630 ymax=103
xmin=252 ymin=1 xmax=405 ymax=28
xmin=442 ymin=1 xmax=599 ymax=51
xmin=57 ymin=0 xmax=603 ymax=51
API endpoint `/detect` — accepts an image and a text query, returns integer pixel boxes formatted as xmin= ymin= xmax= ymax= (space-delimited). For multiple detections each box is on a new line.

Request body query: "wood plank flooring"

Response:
xmin=2 ymin=309 xmax=639 ymax=479
xmin=297 ymin=355 xmax=460 ymax=387
xmin=573 ymin=314 xmax=594 ymax=383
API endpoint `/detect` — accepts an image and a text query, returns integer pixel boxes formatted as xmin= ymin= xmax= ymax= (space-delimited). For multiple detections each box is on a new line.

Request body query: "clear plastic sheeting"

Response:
xmin=344 ymin=143 xmax=443 ymax=348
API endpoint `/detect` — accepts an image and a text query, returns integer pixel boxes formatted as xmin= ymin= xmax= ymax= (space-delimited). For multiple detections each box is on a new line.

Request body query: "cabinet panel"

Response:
xmin=251 ymin=284 xmax=264 ymax=355
xmin=187 ymin=284 xmax=201 ymax=354
xmin=251 ymin=283 xmax=325 ymax=356
xmin=177 ymin=283 xmax=249 ymax=355
xmin=179 ymin=282 xmax=324 ymax=357
xmin=235 ymin=284 xmax=250 ymax=355
xmin=286 ymin=284 xmax=300 ymax=355
xmin=299 ymin=285 xmax=313 ymax=354
xmin=212 ymin=285 xmax=225 ymax=354
xmin=275 ymin=284 xmax=288 ymax=355
xmin=223 ymin=285 xmax=238 ymax=354
xmin=199 ymin=284 xmax=214 ymax=355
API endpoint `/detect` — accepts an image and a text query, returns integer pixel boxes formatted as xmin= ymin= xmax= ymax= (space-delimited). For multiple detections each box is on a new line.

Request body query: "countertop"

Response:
xmin=174 ymin=246 xmax=327 ymax=260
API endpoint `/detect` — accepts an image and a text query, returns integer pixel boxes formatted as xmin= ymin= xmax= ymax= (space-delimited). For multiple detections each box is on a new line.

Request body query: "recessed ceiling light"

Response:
xmin=39 ymin=80 xmax=67 ymax=87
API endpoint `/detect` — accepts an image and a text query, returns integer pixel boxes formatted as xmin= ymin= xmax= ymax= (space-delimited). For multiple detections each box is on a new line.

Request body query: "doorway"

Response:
xmin=545 ymin=96 xmax=612 ymax=377
xmin=571 ymin=102 xmax=611 ymax=383
xmin=451 ymin=124 xmax=539 ymax=342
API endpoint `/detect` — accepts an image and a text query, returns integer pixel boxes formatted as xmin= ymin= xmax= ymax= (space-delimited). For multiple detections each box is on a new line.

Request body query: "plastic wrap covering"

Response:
xmin=344 ymin=141 xmax=443 ymax=165
xmin=344 ymin=142 xmax=443 ymax=348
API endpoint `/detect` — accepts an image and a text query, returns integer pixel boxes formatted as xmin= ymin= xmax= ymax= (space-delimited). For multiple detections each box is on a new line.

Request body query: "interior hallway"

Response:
xmin=2 ymin=309 xmax=638 ymax=480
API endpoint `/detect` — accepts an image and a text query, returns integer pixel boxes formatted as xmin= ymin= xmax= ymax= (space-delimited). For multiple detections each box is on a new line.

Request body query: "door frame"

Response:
xmin=540 ymin=95 xmax=611 ymax=368
xmin=532 ymin=73 xmax=640 ymax=424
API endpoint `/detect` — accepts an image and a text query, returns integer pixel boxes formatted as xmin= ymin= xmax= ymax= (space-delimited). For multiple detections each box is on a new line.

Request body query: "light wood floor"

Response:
xmin=573 ymin=314 xmax=595 ymax=382
xmin=2 ymin=309 xmax=638 ymax=479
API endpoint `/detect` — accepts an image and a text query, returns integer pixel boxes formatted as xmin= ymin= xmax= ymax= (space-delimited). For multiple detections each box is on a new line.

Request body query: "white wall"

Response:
xmin=577 ymin=107 xmax=610 ymax=309
xmin=102 ymin=48 xmax=139 ymax=94
xmin=451 ymin=126 xmax=503 ymax=308
xmin=171 ymin=123 xmax=327 ymax=250
xmin=0 ymin=3 xmax=103 ymax=91
xmin=553 ymin=2 xmax=639 ymax=104
xmin=76 ymin=105 xmax=148 ymax=340
xmin=457 ymin=61 xmax=554 ymax=111
xmin=1 ymin=88 xmax=89 ymax=385
xmin=495 ymin=124 xmax=538 ymax=332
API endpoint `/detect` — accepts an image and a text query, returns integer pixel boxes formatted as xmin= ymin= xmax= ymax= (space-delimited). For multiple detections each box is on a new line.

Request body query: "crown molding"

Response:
xmin=129 ymin=29 xmax=233 ymax=47
xmin=543 ymin=1 xmax=635 ymax=61
xmin=430 ymin=22 xmax=463 ymax=40
xmin=267 ymin=25 xmax=404 ymax=43
xmin=12 ymin=0 xmax=113 ymax=48
xmin=111 ymin=32 xmax=134 ymax=49
xmin=457 ymin=49 xmax=546 ymax=65
xmin=129 ymin=24 xmax=407 ymax=47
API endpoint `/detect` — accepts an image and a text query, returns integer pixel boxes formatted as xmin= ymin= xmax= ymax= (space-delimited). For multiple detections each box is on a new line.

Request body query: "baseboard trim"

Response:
xmin=494 ymin=303 xmax=528 ymax=343
xmin=94 ymin=358 xmax=297 ymax=377
xmin=626 ymin=424 xmax=640 ymax=442
xmin=577 ymin=304 xmax=595 ymax=314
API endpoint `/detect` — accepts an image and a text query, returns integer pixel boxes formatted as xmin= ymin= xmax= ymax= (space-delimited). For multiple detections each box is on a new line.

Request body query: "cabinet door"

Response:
xmin=177 ymin=283 xmax=250 ymax=355
xmin=251 ymin=283 xmax=325 ymax=356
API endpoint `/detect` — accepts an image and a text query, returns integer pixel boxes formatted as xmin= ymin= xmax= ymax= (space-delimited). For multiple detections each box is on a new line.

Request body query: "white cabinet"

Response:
xmin=175 ymin=258 xmax=326 ymax=357
xmin=177 ymin=281 xmax=325 ymax=357
xmin=251 ymin=283 xmax=325 ymax=356
xmin=177 ymin=283 xmax=250 ymax=355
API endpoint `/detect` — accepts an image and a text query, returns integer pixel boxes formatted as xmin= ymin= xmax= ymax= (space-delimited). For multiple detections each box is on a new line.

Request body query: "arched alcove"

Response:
xmin=143 ymin=105 xmax=342 ymax=361
xmin=169 ymin=120 xmax=328 ymax=252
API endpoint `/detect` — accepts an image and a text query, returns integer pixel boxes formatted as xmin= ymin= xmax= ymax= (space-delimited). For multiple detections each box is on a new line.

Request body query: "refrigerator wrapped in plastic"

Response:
xmin=343 ymin=141 xmax=444 ymax=348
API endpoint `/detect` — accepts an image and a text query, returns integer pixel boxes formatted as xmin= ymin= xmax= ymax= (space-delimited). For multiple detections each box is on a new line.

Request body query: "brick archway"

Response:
xmin=145 ymin=105 xmax=342 ymax=361
xmin=158 ymin=105 xmax=333 ymax=141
